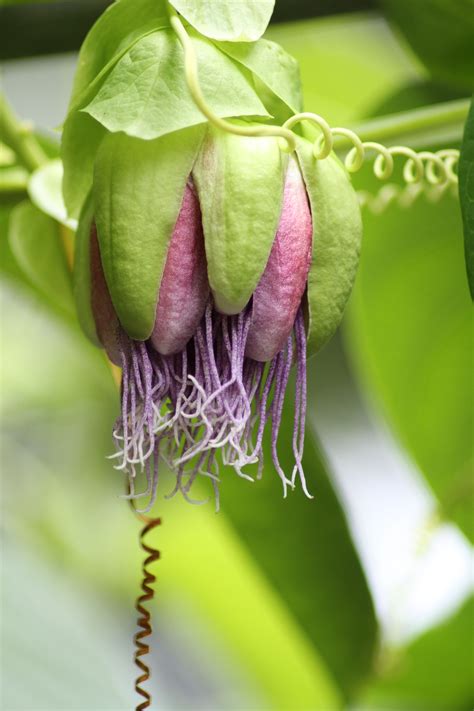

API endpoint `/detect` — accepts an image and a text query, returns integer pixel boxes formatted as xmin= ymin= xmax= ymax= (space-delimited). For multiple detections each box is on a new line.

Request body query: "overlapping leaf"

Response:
xmin=69 ymin=0 xmax=170 ymax=111
xmin=83 ymin=29 xmax=270 ymax=140
xmin=169 ymin=0 xmax=275 ymax=41
xmin=217 ymin=37 xmax=303 ymax=117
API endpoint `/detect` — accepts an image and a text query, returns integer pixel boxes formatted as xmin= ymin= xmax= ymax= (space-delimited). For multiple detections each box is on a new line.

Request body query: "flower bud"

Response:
xmin=73 ymin=128 xmax=361 ymax=510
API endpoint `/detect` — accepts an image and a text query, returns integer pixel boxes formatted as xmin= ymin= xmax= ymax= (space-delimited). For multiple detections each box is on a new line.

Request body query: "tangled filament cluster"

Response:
xmin=112 ymin=302 xmax=309 ymax=511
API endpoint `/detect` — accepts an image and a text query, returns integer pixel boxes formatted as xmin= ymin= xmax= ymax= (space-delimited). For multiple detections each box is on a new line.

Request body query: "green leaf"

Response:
xmin=346 ymin=188 xmax=473 ymax=542
xmin=219 ymin=402 xmax=378 ymax=699
xmin=28 ymin=159 xmax=76 ymax=230
xmin=83 ymin=29 xmax=270 ymax=140
xmin=61 ymin=111 xmax=106 ymax=220
xmin=169 ymin=0 xmax=275 ymax=41
xmin=161 ymin=483 xmax=344 ymax=710
xmin=361 ymin=596 xmax=474 ymax=711
xmin=459 ymin=96 xmax=474 ymax=300
xmin=216 ymin=37 xmax=303 ymax=116
xmin=8 ymin=201 xmax=73 ymax=313
xmin=93 ymin=126 xmax=205 ymax=340
xmin=296 ymin=138 xmax=362 ymax=356
xmin=69 ymin=0 xmax=170 ymax=111
xmin=378 ymin=0 xmax=474 ymax=92
xmin=193 ymin=124 xmax=286 ymax=314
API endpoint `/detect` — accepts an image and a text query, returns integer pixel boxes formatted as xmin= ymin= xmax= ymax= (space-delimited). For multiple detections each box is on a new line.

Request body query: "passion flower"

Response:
xmin=74 ymin=124 xmax=362 ymax=509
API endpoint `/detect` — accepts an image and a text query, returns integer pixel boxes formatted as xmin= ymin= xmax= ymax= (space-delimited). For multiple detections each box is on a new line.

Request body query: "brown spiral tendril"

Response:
xmin=130 ymin=500 xmax=162 ymax=711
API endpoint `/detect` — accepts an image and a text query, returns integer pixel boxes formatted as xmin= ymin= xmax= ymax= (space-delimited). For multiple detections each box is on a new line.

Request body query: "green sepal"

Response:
xmin=193 ymin=124 xmax=287 ymax=314
xmin=61 ymin=111 xmax=106 ymax=220
xmin=296 ymin=137 xmax=362 ymax=357
xmin=73 ymin=190 xmax=101 ymax=347
xmin=93 ymin=125 xmax=205 ymax=340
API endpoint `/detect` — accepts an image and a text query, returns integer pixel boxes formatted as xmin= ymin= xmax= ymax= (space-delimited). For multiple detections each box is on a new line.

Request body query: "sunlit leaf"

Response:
xmin=84 ymin=29 xmax=269 ymax=140
xmin=169 ymin=0 xmax=275 ymax=41
xmin=361 ymin=596 xmax=474 ymax=710
xmin=28 ymin=159 xmax=77 ymax=229
xmin=161 ymin=486 xmax=344 ymax=710
xmin=69 ymin=0 xmax=169 ymax=111
xmin=459 ymin=96 xmax=474 ymax=299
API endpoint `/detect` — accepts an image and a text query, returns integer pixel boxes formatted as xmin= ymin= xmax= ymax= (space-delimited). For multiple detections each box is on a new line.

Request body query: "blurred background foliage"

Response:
xmin=1 ymin=1 xmax=473 ymax=709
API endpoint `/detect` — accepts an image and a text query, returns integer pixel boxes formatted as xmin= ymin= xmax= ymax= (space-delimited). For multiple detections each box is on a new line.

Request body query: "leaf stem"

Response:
xmin=0 ymin=166 xmax=29 ymax=194
xmin=0 ymin=94 xmax=49 ymax=172
xmin=347 ymin=99 xmax=470 ymax=147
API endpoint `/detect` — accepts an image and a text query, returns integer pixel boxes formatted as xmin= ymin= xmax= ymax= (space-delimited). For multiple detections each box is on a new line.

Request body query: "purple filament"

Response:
xmin=112 ymin=301 xmax=310 ymax=511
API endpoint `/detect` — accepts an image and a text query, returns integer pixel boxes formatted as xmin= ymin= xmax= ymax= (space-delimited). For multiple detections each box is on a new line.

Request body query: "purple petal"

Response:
xmin=245 ymin=157 xmax=312 ymax=362
xmin=151 ymin=182 xmax=209 ymax=355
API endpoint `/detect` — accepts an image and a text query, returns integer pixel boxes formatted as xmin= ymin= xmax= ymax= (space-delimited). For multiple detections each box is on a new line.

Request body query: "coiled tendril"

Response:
xmin=168 ymin=3 xmax=459 ymax=194
xmin=282 ymin=113 xmax=459 ymax=188
xmin=129 ymin=497 xmax=161 ymax=711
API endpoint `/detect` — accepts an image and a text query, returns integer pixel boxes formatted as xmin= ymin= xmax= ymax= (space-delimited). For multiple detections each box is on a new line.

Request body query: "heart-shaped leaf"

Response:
xmin=69 ymin=0 xmax=170 ymax=111
xmin=84 ymin=29 xmax=270 ymax=141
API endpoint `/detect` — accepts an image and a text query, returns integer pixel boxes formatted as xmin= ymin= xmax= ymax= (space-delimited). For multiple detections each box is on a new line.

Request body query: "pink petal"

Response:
xmin=151 ymin=182 xmax=209 ymax=356
xmin=245 ymin=157 xmax=312 ymax=362
xmin=90 ymin=224 xmax=122 ymax=365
